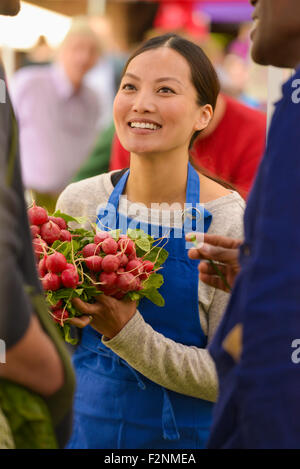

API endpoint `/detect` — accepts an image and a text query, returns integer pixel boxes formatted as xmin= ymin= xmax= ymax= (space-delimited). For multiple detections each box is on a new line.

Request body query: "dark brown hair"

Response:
xmin=121 ymin=33 xmax=220 ymax=149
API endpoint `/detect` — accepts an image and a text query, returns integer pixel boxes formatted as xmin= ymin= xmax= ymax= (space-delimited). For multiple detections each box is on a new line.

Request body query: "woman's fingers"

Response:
xmin=72 ymin=296 xmax=102 ymax=315
xmin=69 ymin=315 xmax=92 ymax=328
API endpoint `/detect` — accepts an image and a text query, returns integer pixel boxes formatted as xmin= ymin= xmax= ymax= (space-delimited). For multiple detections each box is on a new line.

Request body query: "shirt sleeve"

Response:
xmin=102 ymin=311 xmax=219 ymax=402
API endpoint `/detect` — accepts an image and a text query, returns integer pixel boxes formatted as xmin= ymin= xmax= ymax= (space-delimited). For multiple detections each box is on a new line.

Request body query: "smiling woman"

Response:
xmin=56 ymin=33 xmax=245 ymax=449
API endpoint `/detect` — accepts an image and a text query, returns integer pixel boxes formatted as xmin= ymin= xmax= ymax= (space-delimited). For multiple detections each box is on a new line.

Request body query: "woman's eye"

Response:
xmin=157 ymin=87 xmax=175 ymax=94
xmin=122 ymin=83 xmax=136 ymax=91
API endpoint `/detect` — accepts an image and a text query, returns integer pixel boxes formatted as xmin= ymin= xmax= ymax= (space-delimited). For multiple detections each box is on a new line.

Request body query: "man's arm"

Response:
xmin=0 ymin=316 xmax=63 ymax=396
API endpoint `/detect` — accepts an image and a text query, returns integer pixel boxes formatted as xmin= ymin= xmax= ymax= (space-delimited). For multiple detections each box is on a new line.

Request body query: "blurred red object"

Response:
xmin=152 ymin=0 xmax=209 ymax=39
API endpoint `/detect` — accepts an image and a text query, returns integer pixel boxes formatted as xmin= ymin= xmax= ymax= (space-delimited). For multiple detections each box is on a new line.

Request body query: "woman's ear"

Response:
xmin=194 ymin=104 xmax=213 ymax=131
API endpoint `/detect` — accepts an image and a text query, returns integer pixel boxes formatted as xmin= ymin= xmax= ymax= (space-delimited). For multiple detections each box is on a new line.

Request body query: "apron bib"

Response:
xmin=67 ymin=163 xmax=214 ymax=449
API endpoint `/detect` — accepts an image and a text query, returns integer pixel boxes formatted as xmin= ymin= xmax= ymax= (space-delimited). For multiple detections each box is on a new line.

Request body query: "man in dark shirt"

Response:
xmin=188 ymin=0 xmax=300 ymax=448
xmin=0 ymin=0 xmax=75 ymax=448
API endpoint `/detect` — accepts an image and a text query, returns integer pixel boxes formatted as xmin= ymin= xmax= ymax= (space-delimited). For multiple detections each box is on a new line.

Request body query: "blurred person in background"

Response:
xmin=0 ymin=0 xmax=75 ymax=449
xmin=9 ymin=18 xmax=100 ymax=213
xmin=84 ymin=16 xmax=128 ymax=133
xmin=21 ymin=35 xmax=54 ymax=68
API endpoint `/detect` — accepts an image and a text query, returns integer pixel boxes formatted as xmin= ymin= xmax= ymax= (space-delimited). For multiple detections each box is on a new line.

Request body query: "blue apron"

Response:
xmin=66 ymin=163 xmax=214 ymax=449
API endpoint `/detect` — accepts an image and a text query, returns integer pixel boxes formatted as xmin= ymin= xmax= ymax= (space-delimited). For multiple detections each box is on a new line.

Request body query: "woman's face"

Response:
xmin=113 ymin=47 xmax=209 ymax=157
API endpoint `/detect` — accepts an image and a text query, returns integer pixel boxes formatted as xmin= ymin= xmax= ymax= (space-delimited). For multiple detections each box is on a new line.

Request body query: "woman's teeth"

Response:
xmin=130 ymin=122 xmax=160 ymax=130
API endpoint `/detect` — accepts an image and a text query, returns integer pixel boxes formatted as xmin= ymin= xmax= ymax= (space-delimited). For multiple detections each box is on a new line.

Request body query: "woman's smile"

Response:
xmin=127 ymin=118 xmax=162 ymax=134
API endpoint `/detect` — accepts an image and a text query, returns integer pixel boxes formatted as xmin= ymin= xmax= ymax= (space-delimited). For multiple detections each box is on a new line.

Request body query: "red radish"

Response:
xmin=102 ymin=286 xmax=119 ymax=296
xmin=51 ymin=299 xmax=63 ymax=310
xmin=126 ymin=259 xmax=143 ymax=276
xmin=94 ymin=231 xmax=109 ymax=245
xmin=139 ymin=271 xmax=150 ymax=281
xmin=128 ymin=252 xmax=137 ymax=261
xmin=38 ymin=257 xmax=47 ymax=277
xmin=99 ymin=271 xmax=118 ymax=289
xmin=113 ymin=291 xmax=125 ymax=300
xmin=49 ymin=216 xmax=67 ymax=230
xmin=61 ymin=269 xmax=79 ymax=289
xmin=117 ymin=268 xmax=125 ymax=274
xmin=32 ymin=238 xmax=48 ymax=259
xmin=65 ymin=263 xmax=76 ymax=271
xmin=134 ymin=277 xmax=142 ymax=291
xmin=142 ymin=260 xmax=155 ymax=272
xmin=82 ymin=243 xmax=100 ymax=258
xmin=101 ymin=254 xmax=120 ymax=273
xmin=101 ymin=237 xmax=118 ymax=255
xmin=40 ymin=221 xmax=61 ymax=245
xmin=28 ymin=203 xmax=48 ymax=226
xmin=85 ymin=256 xmax=102 ymax=272
xmin=30 ymin=225 xmax=40 ymax=238
xmin=60 ymin=230 xmax=72 ymax=242
xmin=42 ymin=272 xmax=61 ymax=291
xmin=118 ymin=252 xmax=128 ymax=267
xmin=52 ymin=308 xmax=69 ymax=323
xmin=46 ymin=252 xmax=67 ymax=273
xmin=116 ymin=272 xmax=136 ymax=292
xmin=118 ymin=238 xmax=136 ymax=256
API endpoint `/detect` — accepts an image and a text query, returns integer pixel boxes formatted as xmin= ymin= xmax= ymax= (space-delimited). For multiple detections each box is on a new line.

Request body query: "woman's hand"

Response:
xmin=186 ymin=233 xmax=243 ymax=292
xmin=69 ymin=294 xmax=137 ymax=340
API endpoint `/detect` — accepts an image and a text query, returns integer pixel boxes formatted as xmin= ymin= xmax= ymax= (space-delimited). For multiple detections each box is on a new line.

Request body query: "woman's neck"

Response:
xmin=125 ymin=151 xmax=189 ymax=208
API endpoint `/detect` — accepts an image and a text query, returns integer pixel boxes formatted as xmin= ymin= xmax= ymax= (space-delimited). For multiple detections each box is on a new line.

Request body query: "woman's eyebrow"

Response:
xmin=123 ymin=73 xmax=183 ymax=85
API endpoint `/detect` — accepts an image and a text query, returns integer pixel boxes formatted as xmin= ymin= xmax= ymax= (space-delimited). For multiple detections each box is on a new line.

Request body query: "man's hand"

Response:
xmin=69 ymin=294 xmax=137 ymax=339
xmin=186 ymin=233 xmax=243 ymax=292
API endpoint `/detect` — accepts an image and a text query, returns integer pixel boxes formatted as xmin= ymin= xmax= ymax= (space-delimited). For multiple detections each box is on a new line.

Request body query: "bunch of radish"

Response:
xmin=28 ymin=203 xmax=168 ymax=344
xmin=82 ymin=232 xmax=156 ymax=300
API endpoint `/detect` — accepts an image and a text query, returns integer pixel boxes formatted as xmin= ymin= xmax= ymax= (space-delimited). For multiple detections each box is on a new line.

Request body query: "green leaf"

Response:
xmin=63 ymin=324 xmax=78 ymax=345
xmin=47 ymin=288 xmax=75 ymax=301
xmin=0 ymin=380 xmax=58 ymax=448
xmin=141 ymin=288 xmax=165 ymax=307
xmin=127 ymin=291 xmax=141 ymax=301
xmin=52 ymin=210 xmax=87 ymax=226
xmin=143 ymin=246 xmax=169 ymax=267
xmin=142 ymin=273 xmax=164 ymax=290
xmin=135 ymin=237 xmax=151 ymax=252
xmin=108 ymin=229 xmax=121 ymax=241
xmin=127 ymin=228 xmax=140 ymax=240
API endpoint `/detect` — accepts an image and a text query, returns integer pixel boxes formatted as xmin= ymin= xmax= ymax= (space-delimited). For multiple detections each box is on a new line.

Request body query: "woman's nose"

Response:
xmin=132 ymin=91 xmax=155 ymax=113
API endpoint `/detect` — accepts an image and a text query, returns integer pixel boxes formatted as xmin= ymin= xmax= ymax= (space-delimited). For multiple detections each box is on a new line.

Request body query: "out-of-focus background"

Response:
xmin=2 ymin=0 xmax=267 ymax=111
xmin=1 ymin=0 xmax=273 ymax=205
